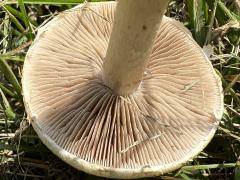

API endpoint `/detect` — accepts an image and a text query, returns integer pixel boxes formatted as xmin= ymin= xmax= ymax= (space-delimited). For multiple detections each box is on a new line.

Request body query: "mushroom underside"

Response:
xmin=23 ymin=2 xmax=223 ymax=178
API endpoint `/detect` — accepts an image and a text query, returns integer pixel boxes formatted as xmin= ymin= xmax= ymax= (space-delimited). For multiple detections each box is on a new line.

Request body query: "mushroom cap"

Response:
xmin=22 ymin=2 xmax=224 ymax=179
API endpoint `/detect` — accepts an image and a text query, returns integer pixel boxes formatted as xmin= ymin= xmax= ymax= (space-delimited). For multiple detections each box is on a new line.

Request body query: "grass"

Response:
xmin=0 ymin=0 xmax=240 ymax=179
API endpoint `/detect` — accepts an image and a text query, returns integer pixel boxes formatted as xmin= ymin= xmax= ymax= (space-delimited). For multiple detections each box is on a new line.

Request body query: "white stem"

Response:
xmin=103 ymin=0 xmax=169 ymax=95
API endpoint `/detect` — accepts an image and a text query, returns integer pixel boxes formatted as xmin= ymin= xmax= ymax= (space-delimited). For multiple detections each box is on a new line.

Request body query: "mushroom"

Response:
xmin=22 ymin=0 xmax=224 ymax=179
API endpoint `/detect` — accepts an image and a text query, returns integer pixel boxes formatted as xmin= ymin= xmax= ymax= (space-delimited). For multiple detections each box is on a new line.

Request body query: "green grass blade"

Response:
xmin=205 ymin=0 xmax=218 ymax=45
xmin=181 ymin=163 xmax=239 ymax=170
xmin=0 ymin=83 xmax=17 ymax=97
xmin=0 ymin=89 xmax=16 ymax=119
xmin=3 ymin=4 xmax=23 ymax=19
xmin=186 ymin=0 xmax=208 ymax=46
xmin=202 ymin=0 xmax=209 ymax=22
xmin=218 ymin=1 xmax=240 ymax=21
xmin=18 ymin=0 xmax=33 ymax=39
xmin=0 ymin=58 xmax=22 ymax=99
xmin=179 ymin=173 xmax=192 ymax=180
xmin=0 ymin=55 xmax=24 ymax=62
xmin=3 ymin=5 xmax=38 ymax=27
xmin=1 ymin=0 xmax=93 ymax=5
xmin=2 ymin=6 xmax=25 ymax=33
xmin=186 ymin=0 xmax=195 ymax=31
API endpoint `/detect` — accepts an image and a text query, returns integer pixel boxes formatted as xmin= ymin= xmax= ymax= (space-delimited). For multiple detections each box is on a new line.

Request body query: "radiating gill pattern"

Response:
xmin=24 ymin=2 xmax=222 ymax=169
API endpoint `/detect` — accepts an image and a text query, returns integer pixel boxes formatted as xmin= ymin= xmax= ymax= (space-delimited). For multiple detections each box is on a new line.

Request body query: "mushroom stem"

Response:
xmin=103 ymin=0 xmax=169 ymax=95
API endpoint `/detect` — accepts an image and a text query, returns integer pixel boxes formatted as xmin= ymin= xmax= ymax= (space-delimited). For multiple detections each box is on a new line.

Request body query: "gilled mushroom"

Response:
xmin=22 ymin=0 xmax=224 ymax=179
